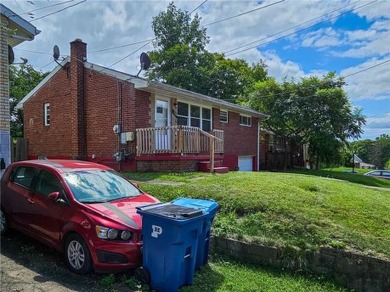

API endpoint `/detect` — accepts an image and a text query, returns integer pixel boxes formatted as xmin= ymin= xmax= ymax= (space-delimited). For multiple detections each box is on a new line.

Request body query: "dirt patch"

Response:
xmin=0 ymin=231 xmax=136 ymax=291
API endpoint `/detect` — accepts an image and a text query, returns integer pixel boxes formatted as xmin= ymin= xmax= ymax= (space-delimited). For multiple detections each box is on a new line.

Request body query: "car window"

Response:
xmin=368 ymin=171 xmax=381 ymax=176
xmin=12 ymin=167 xmax=37 ymax=189
xmin=382 ymin=171 xmax=390 ymax=177
xmin=64 ymin=170 xmax=141 ymax=203
xmin=35 ymin=170 xmax=64 ymax=197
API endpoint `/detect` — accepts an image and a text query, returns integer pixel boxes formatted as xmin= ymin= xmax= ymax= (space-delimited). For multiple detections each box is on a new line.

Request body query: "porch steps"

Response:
xmin=198 ymin=161 xmax=229 ymax=173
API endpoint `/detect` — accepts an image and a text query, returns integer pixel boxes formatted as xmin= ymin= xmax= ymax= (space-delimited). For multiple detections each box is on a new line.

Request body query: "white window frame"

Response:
xmin=239 ymin=115 xmax=251 ymax=127
xmin=176 ymin=101 xmax=212 ymax=132
xmin=220 ymin=110 xmax=228 ymax=123
xmin=44 ymin=103 xmax=50 ymax=126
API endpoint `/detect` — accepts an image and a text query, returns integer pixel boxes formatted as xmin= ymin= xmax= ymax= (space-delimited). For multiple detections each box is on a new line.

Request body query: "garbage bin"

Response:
xmin=136 ymin=202 xmax=206 ymax=292
xmin=171 ymin=198 xmax=219 ymax=270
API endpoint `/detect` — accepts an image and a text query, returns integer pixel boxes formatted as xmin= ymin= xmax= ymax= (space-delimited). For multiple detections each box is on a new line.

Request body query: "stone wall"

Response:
xmin=211 ymin=237 xmax=390 ymax=292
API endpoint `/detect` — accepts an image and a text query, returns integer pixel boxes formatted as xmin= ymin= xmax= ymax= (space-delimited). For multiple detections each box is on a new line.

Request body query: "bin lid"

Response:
xmin=171 ymin=198 xmax=219 ymax=213
xmin=137 ymin=203 xmax=204 ymax=220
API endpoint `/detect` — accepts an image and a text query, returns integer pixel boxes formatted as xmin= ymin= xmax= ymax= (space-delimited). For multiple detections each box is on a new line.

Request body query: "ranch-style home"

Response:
xmin=17 ymin=39 xmax=269 ymax=172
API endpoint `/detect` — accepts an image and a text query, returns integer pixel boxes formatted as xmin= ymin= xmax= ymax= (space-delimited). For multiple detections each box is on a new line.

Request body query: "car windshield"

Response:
xmin=63 ymin=170 xmax=141 ymax=203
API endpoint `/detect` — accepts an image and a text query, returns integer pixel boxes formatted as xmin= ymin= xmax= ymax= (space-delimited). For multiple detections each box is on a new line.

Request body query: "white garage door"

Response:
xmin=238 ymin=156 xmax=253 ymax=171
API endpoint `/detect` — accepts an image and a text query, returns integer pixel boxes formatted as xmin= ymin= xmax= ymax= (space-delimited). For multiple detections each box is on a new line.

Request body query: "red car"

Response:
xmin=0 ymin=160 xmax=159 ymax=274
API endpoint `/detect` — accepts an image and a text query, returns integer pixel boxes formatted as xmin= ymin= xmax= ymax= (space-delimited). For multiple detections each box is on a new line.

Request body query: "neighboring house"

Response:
xmin=0 ymin=4 xmax=40 ymax=176
xmin=259 ymin=131 xmax=305 ymax=170
xmin=353 ymin=154 xmax=375 ymax=169
xmin=17 ymin=39 xmax=268 ymax=172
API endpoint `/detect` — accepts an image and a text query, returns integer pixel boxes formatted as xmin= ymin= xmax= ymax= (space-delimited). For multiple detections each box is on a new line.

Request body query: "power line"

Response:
xmin=190 ymin=0 xmax=208 ymax=15
xmin=39 ymin=60 xmax=55 ymax=71
xmin=9 ymin=0 xmax=74 ymax=17
xmin=14 ymin=48 xmax=51 ymax=55
xmin=204 ymin=0 xmax=285 ymax=26
xmin=344 ymin=59 xmax=390 ymax=78
xmin=30 ymin=0 xmax=86 ymax=22
xmin=226 ymin=0 xmax=376 ymax=56
xmin=225 ymin=0 xmax=359 ymax=54
xmin=89 ymin=38 xmax=155 ymax=54
xmin=106 ymin=40 xmax=153 ymax=69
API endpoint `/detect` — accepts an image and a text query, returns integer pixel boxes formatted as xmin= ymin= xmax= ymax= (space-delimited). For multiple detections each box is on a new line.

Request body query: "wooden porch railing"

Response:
xmin=136 ymin=126 xmax=224 ymax=157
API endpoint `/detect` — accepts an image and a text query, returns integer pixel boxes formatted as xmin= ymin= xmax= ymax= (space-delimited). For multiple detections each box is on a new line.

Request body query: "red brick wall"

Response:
xmin=24 ymin=62 xmax=151 ymax=163
xmin=24 ymin=68 xmax=73 ymax=158
xmin=213 ymin=108 xmax=259 ymax=156
xmin=213 ymin=108 xmax=259 ymax=170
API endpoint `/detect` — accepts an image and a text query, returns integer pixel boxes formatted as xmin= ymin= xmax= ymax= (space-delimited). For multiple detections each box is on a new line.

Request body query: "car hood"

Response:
xmin=84 ymin=193 xmax=159 ymax=229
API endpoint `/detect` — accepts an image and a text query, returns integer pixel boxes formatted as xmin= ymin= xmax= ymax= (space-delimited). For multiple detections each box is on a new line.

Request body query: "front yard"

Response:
xmin=126 ymin=170 xmax=390 ymax=261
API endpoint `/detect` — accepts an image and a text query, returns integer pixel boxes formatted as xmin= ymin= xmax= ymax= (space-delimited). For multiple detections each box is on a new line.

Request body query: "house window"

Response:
xmin=220 ymin=110 xmax=228 ymax=123
xmin=239 ymin=115 xmax=251 ymax=126
xmin=176 ymin=102 xmax=212 ymax=132
xmin=44 ymin=103 xmax=50 ymax=126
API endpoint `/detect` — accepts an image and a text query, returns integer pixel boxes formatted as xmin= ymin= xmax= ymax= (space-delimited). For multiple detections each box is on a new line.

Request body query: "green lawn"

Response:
xmin=287 ymin=167 xmax=390 ymax=188
xmin=115 ymin=256 xmax=349 ymax=291
xmin=180 ymin=256 xmax=348 ymax=292
xmin=126 ymin=170 xmax=390 ymax=261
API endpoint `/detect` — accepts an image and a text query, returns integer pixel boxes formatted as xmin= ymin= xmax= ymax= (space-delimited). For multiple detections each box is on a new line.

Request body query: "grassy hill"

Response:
xmin=126 ymin=170 xmax=390 ymax=261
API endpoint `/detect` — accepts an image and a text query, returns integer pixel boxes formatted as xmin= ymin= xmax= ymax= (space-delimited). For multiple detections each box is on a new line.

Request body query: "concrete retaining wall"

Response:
xmin=211 ymin=237 xmax=390 ymax=292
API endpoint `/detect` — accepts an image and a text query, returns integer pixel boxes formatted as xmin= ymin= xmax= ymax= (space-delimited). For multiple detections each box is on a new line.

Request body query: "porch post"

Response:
xmin=210 ymin=136 xmax=215 ymax=173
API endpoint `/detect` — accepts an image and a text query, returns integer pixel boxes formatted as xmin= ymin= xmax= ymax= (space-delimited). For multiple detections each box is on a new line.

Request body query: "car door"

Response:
xmin=26 ymin=169 xmax=68 ymax=247
xmin=4 ymin=166 xmax=38 ymax=232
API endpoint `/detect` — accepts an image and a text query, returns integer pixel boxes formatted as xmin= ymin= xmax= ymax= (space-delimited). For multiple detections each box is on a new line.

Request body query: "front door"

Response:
xmin=155 ymin=99 xmax=170 ymax=150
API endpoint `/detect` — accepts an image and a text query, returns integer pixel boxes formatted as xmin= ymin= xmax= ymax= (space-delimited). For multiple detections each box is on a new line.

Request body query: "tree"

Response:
xmin=9 ymin=64 xmax=48 ymax=138
xmin=368 ymin=134 xmax=390 ymax=168
xmin=147 ymin=2 xmax=209 ymax=91
xmin=350 ymin=135 xmax=390 ymax=168
xmin=244 ymin=73 xmax=365 ymax=169
xmin=350 ymin=139 xmax=373 ymax=162
xmin=147 ymin=2 xmax=268 ymax=101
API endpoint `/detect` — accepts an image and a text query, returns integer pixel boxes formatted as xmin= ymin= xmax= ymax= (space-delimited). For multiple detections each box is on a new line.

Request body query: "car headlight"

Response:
xmin=120 ymin=230 xmax=132 ymax=240
xmin=95 ymin=225 xmax=132 ymax=241
xmin=107 ymin=228 xmax=118 ymax=239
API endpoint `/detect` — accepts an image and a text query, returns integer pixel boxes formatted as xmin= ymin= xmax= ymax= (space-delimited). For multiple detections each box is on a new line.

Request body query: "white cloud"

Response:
xmin=301 ymin=27 xmax=342 ymax=48
xmin=362 ymin=113 xmax=390 ymax=139
xmin=366 ymin=113 xmax=390 ymax=129
xmin=342 ymin=57 xmax=390 ymax=102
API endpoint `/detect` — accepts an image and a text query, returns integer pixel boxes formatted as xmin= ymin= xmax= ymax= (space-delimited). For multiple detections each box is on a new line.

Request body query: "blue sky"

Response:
xmin=5 ymin=0 xmax=390 ymax=140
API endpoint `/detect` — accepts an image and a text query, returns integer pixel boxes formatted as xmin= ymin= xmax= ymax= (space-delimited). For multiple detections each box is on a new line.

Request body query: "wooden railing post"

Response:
xmin=178 ymin=126 xmax=183 ymax=153
xmin=210 ymin=136 xmax=215 ymax=173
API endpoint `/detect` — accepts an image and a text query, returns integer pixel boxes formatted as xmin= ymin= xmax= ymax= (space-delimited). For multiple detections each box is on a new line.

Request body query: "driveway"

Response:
xmin=0 ymin=231 xmax=135 ymax=291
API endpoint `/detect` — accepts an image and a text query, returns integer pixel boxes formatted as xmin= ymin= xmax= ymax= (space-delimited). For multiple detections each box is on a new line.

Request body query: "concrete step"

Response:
xmin=213 ymin=166 xmax=229 ymax=174
xmin=198 ymin=160 xmax=223 ymax=171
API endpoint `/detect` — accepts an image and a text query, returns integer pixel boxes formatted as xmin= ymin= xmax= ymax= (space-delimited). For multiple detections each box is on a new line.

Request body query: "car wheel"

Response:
xmin=0 ymin=208 xmax=9 ymax=235
xmin=65 ymin=234 xmax=92 ymax=274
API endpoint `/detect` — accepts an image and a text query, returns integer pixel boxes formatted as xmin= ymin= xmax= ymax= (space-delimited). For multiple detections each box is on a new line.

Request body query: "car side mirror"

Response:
xmin=48 ymin=192 xmax=67 ymax=204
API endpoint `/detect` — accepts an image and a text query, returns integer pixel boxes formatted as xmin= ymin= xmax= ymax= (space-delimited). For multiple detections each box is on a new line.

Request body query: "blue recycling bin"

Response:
xmin=171 ymin=198 xmax=219 ymax=270
xmin=136 ymin=203 xmax=206 ymax=292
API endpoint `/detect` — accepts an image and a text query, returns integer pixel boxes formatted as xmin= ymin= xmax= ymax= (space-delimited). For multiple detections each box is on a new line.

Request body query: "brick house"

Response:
xmin=17 ymin=39 xmax=268 ymax=172
xmin=1 ymin=3 xmax=40 ymax=175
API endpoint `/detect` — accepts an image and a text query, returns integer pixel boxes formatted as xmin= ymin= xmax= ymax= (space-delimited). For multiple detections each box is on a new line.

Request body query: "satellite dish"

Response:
xmin=137 ymin=52 xmax=151 ymax=76
xmin=53 ymin=45 xmax=60 ymax=61
xmin=8 ymin=45 xmax=15 ymax=65
xmin=140 ymin=52 xmax=151 ymax=70
xmin=53 ymin=45 xmax=66 ymax=70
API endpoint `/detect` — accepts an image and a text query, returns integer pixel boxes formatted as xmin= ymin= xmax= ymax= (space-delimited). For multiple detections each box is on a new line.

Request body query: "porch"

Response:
xmin=136 ymin=126 xmax=224 ymax=155
xmin=136 ymin=126 xmax=226 ymax=173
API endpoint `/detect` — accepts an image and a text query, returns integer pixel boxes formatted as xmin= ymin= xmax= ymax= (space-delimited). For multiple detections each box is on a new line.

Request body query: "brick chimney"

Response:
xmin=70 ymin=38 xmax=87 ymax=159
